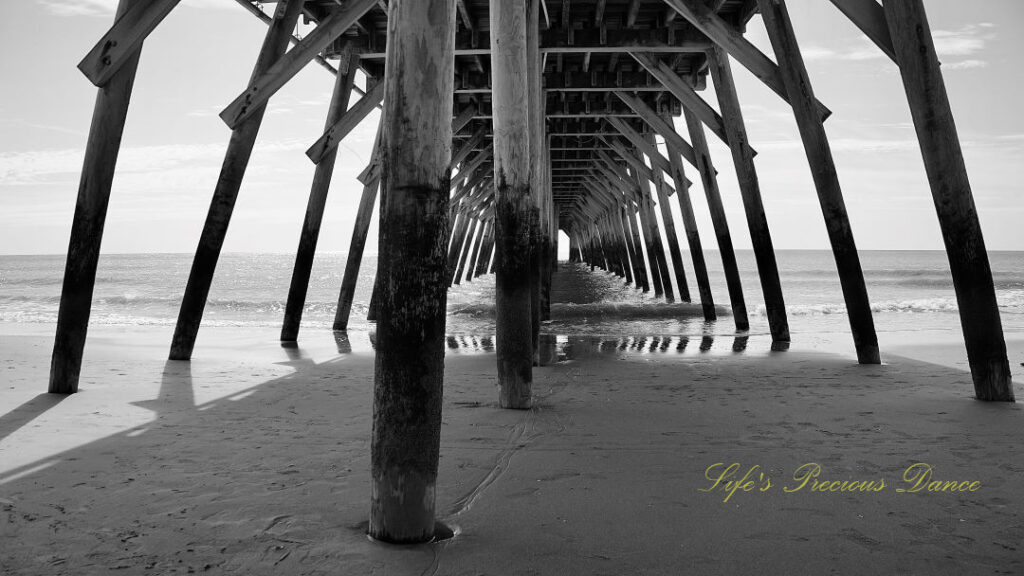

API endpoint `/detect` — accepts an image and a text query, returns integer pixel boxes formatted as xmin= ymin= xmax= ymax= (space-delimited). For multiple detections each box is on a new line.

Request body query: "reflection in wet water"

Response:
xmin=733 ymin=335 xmax=749 ymax=352
xmin=700 ymin=336 xmax=714 ymax=352
xmin=327 ymin=330 xmax=773 ymax=360
xmin=440 ymin=334 xmax=778 ymax=359
xmin=445 ymin=335 xmax=495 ymax=353
xmin=333 ymin=331 xmax=352 ymax=354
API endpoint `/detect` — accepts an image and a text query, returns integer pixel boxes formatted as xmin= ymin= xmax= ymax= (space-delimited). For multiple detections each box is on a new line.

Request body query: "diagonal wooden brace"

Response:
xmin=221 ymin=0 xmax=377 ymax=129
xmin=78 ymin=0 xmax=182 ymax=87
xmin=604 ymin=116 xmax=695 ymax=187
xmin=306 ymin=80 xmax=385 ymax=163
xmin=613 ymin=91 xmax=702 ymax=170
xmin=630 ymin=52 xmax=734 ymax=148
xmin=600 ymin=136 xmax=680 ymax=196
xmin=827 ymin=0 xmax=896 ymax=62
xmin=662 ymin=0 xmax=831 ymax=120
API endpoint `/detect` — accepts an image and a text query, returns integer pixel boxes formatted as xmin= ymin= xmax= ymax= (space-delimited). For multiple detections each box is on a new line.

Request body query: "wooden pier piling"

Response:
xmin=368 ymin=0 xmax=457 ymax=543
xmin=682 ymin=108 xmax=745 ymax=329
xmin=50 ymin=0 xmax=143 ymax=393
xmin=333 ymin=146 xmax=382 ymax=331
xmin=168 ymin=0 xmax=304 ymax=361
xmin=759 ymin=0 xmax=880 ymax=364
xmin=491 ymin=0 xmax=534 ymax=408
xmin=708 ymin=45 xmax=789 ymax=342
xmin=646 ymin=130 xmax=692 ymax=303
xmin=883 ymin=0 xmax=1013 ymax=400
xmin=281 ymin=51 xmax=358 ymax=342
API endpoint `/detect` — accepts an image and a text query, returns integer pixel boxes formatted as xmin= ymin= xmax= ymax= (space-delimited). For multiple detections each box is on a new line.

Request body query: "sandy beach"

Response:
xmin=1 ymin=319 xmax=1021 ymax=575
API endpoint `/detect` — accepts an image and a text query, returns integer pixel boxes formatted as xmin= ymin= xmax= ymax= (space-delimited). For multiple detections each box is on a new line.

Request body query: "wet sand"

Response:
xmin=1 ymin=321 xmax=1022 ymax=575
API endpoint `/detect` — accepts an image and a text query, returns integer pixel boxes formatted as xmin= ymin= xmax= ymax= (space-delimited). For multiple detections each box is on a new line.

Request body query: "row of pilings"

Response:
xmin=45 ymin=0 xmax=1012 ymax=545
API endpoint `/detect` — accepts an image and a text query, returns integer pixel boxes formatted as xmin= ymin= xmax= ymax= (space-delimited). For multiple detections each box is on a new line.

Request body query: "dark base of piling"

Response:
xmin=972 ymin=359 xmax=1015 ymax=402
xmin=857 ymin=344 xmax=882 ymax=365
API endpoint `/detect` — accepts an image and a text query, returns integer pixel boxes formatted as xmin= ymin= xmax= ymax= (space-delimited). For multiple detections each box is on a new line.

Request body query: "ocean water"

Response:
xmin=1 ymin=251 xmax=1022 ymax=342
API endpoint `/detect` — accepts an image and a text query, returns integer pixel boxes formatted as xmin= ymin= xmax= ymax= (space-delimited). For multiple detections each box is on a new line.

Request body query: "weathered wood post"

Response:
xmin=281 ymin=51 xmax=358 ymax=342
xmin=50 ymin=0 xmax=143 ymax=393
xmin=527 ymin=0 xmax=548 ymax=340
xmin=531 ymin=207 xmax=541 ymax=364
xmin=883 ymin=0 xmax=1013 ymax=400
xmin=333 ymin=129 xmax=382 ymax=331
xmin=332 ymin=178 xmax=379 ymax=330
xmin=624 ymin=204 xmax=650 ymax=292
xmin=613 ymin=208 xmax=632 ymax=280
xmin=169 ymin=0 xmax=304 ymax=360
xmin=608 ymin=218 xmax=626 ymax=278
xmin=758 ymin=0 xmax=880 ymax=364
xmin=602 ymin=221 xmax=615 ymax=275
xmin=656 ymin=118 xmax=716 ymax=319
xmin=474 ymin=219 xmax=495 ymax=278
xmin=466 ymin=220 xmax=489 ymax=282
xmin=447 ymin=206 xmax=471 ymax=284
xmin=610 ymin=216 xmax=628 ymax=279
xmin=540 ymin=145 xmax=554 ymax=323
xmin=368 ymin=0 xmax=457 ymax=542
xmin=491 ymin=0 xmax=534 ymax=408
xmin=681 ymin=108 xmax=745 ymax=329
xmin=454 ymin=216 xmax=480 ymax=285
xmin=635 ymin=171 xmax=669 ymax=299
xmin=645 ymin=130 xmax=692 ymax=303
xmin=708 ymin=45 xmax=789 ymax=343
xmin=619 ymin=206 xmax=641 ymax=287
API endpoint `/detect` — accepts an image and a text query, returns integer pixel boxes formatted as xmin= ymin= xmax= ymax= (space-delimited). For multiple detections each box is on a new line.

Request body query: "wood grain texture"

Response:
xmin=883 ymin=0 xmax=1012 ymax=400
xmin=51 ymin=0 xmax=142 ymax=393
xmin=369 ymin=0 xmax=458 ymax=543
xmin=759 ymin=0 xmax=879 ymax=364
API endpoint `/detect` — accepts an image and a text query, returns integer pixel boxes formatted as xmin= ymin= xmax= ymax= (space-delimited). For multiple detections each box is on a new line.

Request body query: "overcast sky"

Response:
xmin=0 ymin=0 xmax=1021 ymax=255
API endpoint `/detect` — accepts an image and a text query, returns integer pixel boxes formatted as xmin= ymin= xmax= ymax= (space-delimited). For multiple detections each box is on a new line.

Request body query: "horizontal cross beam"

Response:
xmin=359 ymin=25 xmax=714 ymax=59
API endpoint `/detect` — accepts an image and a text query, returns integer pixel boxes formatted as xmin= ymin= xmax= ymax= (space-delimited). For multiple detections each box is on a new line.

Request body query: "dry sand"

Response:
xmin=1 ymin=323 xmax=1022 ymax=575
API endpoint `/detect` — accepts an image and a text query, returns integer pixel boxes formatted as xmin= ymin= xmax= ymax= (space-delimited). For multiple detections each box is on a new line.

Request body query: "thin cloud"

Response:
xmin=37 ymin=0 xmax=239 ymax=17
xmin=931 ymin=24 xmax=993 ymax=57
xmin=755 ymin=137 xmax=921 ymax=153
xmin=36 ymin=0 xmax=116 ymax=17
xmin=0 ymin=118 xmax=87 ymax=137
xmin=944 ymin=59 xmax=987 ymax=71
xmin=803 ymin=23 xmax=996 ymax=69
xmin=0 ymin=140 xmax=308 ymax=186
